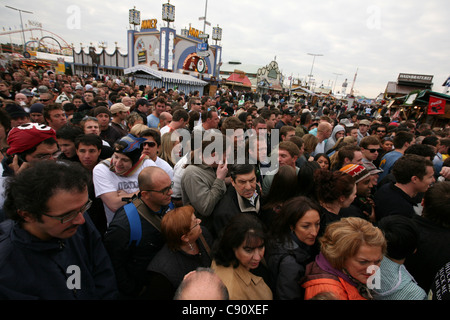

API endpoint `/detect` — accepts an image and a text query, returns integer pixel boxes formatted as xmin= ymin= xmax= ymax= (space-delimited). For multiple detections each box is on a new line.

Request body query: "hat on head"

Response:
xmin=20 ymin=89 xmax=34 ymax=97
xmin=93 ymin=106 xmax=111 ymax=117
xmin=359 ymin=119 xmax=371 ymax=126
xmin=340 ymin=118 xmax=354 ymax=127
xmin=114 ymin=134 xmax=147 ymax=165
xmin=362 ymin=162 xmax=383 ymax=175
xmin=29 ymin=103 xmax=44 ymax=114
xmin=85 ymin=84 xmax=93 ymax=91
xmin=5 ymin=103 xmax=29 ymax=119
xmin=340 ymin=164 xmax=371 ymax=183
xmin=6 ymin=123 xmax=56 ymax=155
xmin=110 ymin=103 xmax=130 ymax=115
xmin=75 ymin=84 xmax=83 ymax=90
xmin=38 ymin=85 xmax=49 ymax=94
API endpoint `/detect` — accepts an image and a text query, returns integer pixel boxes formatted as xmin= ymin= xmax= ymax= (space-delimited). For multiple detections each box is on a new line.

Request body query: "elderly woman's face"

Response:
xmin=343 ymin=244 xmax=383 ymax=285
xmin=185 ymin=213 xmax=202 ymax=241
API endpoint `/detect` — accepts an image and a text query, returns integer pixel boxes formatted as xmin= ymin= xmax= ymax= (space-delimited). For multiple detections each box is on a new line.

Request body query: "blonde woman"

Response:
xmin=159 ymin=130 xmax=182 ymax=168
xmin=301 ymin=217 xmax=386 ymax=300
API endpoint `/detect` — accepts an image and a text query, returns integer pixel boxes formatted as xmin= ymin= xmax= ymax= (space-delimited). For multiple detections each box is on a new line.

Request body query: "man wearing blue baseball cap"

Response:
xmin=92 ymin=134 xmax=157 ymax=226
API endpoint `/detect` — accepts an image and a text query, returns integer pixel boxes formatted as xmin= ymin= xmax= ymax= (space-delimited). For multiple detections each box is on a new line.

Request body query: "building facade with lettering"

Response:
xmin=127 ymin=22 xmax=222 ymax=79
xmin=72 ymin=5 xmax=222 ymax=96
xmin=384 ymin=73 xmax=434 ymax=99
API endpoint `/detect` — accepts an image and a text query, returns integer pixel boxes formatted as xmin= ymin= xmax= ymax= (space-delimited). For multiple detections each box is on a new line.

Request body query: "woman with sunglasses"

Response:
xmin=146 ymin=205 xmax=213 ymax=299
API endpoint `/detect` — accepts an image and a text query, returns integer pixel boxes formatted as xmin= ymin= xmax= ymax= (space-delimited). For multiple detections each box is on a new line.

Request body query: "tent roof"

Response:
xmin=124 ymin=65 xmax=207 ymax=86
xmin=289 ymin=86 xmax=315 ymax=95
xmin=225 ymin=73 xmax=252 ymax=87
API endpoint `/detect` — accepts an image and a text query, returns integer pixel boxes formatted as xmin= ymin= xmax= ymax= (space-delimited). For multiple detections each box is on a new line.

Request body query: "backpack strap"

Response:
xmin=131 ymin=197 xmax=163 ymax=232
xmin=123 ymin=202 xmax=142 ymax=247
xmin=124 ymin=197 xmax=172 ymax=247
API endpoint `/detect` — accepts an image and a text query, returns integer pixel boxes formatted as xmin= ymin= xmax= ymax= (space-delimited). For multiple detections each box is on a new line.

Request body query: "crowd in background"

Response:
xmin=0 ymin=62 xmax=449 ymax=301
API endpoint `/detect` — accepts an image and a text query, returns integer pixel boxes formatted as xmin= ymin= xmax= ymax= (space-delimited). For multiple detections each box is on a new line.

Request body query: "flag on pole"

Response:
xmin=442 ymin=75 xmax=450 ymax=87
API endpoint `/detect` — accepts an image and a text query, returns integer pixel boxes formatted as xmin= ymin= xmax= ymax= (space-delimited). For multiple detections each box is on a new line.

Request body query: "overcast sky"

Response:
xmin=1 ymin=0 xmax=449 ymax=98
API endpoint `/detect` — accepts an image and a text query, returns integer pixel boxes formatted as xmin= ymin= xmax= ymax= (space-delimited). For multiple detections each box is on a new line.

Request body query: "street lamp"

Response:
xmin=162 ymin=1 xmax=175 ymax=28
xmin=307 ymin=53 xmax=323 ymax=89
xmin=333 ymin=72 xmax=342 ymax=94
xmin=212 ymin=25 xmax=222 ymax=45
xmin=5 ymin=5 xmax=33 ymax=52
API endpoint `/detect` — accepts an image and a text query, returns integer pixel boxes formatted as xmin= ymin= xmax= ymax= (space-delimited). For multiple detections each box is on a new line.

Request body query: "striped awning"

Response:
xmin=124 ymin=65 xmax=207 ymax=86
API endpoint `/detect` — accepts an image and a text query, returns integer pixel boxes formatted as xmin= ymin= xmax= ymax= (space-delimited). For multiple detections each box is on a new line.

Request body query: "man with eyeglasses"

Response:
xmin=188 ymin=97 xmax=203 ymax=113
xmin=93 ymin=134 xmax=157 ymax=226
xmin=139 ymin=128 xmax=174 ymax=180
xmin=1 ymin=122 xmax=60 ymax=177
xmin=38 ymin=92 xmax=54 ymax=106
xmin=359 ymin=135 xmax=382 ymax=167
xmin=104 ymin=166 xmax=174 ymax=299
xmin=374 ymin=124 xmax=388 ymax=140
xmin=0 ymin=160 xmax=118 ymax=299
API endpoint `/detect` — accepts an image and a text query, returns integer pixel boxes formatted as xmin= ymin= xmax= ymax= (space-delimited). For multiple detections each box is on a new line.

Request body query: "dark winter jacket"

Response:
xmin=0 ymin=217 xmax=118 ymax=300
xmin=211 ymin=184 xmax=261 ymax=238
xmin=404 ymin=215 xmax=450 ymax=293
xmin=146 ymin=227 xmax=213 ymax=299
xmin=103 ymin=201 xmax=171 ymax=298
xmin=374 ymin=182 xmax=417 ymax=221
xmin=266 ymin=233 xmax=318 ymax=300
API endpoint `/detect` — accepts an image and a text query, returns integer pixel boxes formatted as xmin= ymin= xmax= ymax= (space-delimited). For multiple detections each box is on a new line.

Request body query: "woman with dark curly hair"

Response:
xmin=313 ymin=169 xmax=356 ymax=237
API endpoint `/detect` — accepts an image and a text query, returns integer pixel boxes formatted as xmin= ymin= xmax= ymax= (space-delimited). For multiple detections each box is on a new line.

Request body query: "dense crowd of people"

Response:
xmin=0 ymin=63 xmax=450 ymax=301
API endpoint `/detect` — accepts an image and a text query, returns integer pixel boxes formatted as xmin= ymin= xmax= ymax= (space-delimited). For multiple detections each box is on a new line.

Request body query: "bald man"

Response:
xmin=174 ymin=268 xmax=229 ymax=300
xmin=312 ymin=121 xmax=333 ymax=156
xmin=104 ymin=166 xmax=175 ymax=299
xmin=158 ymin=111 xmax=172 ymax=129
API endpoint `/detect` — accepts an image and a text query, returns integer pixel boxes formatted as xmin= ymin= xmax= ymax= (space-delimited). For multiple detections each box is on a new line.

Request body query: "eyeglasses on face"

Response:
xmin=377 ymin=130 xmax=386 ymax=133
xmin=142 ymin=181 xmax=174 ymax=195
xmin=33 ymin=150 xmax=62 ymax=160
xmin=190 ymin=217 xmax=201 ymax=231
xmin=367 ymin=148 xmax=382 ymax=153
xmin=142 ymin=141 xmax=157 ymax=148
xmin=41 ymin=199 xmax=92 ymax=224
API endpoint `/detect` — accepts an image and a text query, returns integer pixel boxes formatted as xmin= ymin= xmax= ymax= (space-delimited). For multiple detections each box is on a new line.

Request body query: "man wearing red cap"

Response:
xmin=1 ymin=122 xmax=59 ymax=176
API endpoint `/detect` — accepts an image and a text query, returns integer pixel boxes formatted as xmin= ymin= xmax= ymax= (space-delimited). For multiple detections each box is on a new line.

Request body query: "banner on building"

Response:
xmin=428 ymin=95 xmax=446 ymax=115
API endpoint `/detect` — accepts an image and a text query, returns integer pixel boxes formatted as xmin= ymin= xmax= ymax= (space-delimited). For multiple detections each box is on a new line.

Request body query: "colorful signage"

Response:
xmin=428 ymin=95 xmax=446 ymax=115
xmin=189 ymin=26 xmax=205 ymax=39
xmin=141 ymin=19 xmax=157 ymax=29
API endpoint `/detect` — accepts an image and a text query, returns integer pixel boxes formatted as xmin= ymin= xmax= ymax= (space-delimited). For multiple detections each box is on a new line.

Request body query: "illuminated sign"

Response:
xmin=141 ymin=19 xmax=157 ymax=30
xmin=189 ymin=26 xmax=205 ymax=39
